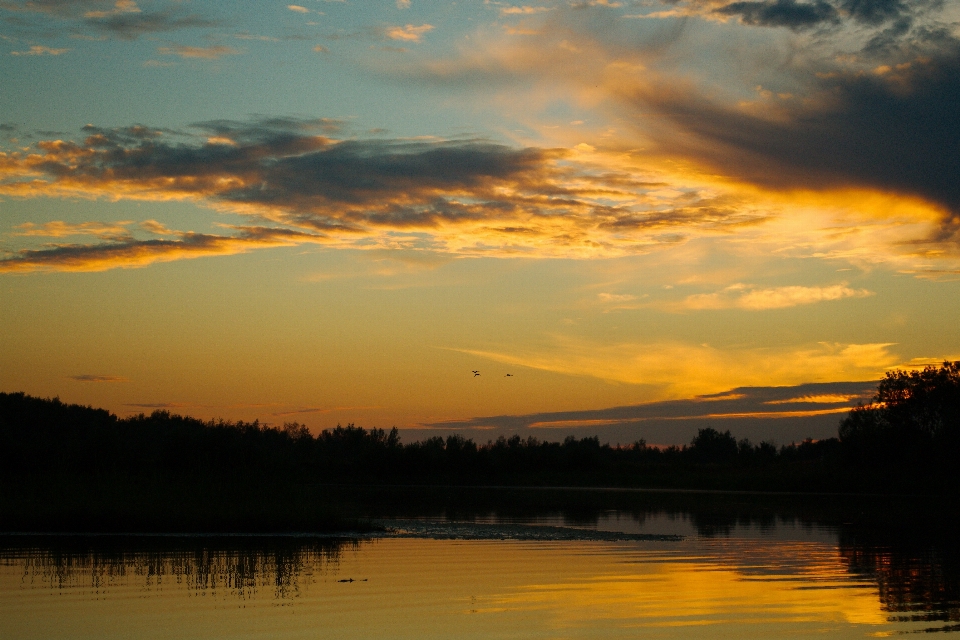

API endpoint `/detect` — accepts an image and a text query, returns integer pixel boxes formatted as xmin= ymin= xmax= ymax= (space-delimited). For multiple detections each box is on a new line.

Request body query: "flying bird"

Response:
xmin=472 ymin=370 xmax=480 ymax=377
xmin=505 ymin=374 xmax=513 ymax=377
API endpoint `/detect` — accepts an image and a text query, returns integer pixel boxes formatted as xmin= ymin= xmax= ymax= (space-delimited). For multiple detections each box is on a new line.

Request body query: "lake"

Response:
xmin=2 ymin=488 xmax=958 ymax=638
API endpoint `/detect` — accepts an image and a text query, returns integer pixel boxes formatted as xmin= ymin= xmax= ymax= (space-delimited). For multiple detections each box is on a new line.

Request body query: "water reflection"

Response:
xmin=2 ymin=491 xmax=959 ymax=639
xmin=2 ymin=536 xmax=355 ymax=601
xmin=840 ymin=539 xmax=960 ymax=634
xmin=340 ymin=485 xmax=870 ymax=539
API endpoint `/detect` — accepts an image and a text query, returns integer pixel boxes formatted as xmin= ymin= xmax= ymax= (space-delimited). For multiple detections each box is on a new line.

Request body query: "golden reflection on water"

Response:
xmin=0 ymin=536 xmax=923 ymax=639
xmin=487 ymin=551 xmax=884 ymax=633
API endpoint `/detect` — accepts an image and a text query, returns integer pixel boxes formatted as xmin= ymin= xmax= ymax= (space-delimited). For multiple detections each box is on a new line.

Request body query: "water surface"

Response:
xmin=2 ymin=490 xmax=958 ymax=639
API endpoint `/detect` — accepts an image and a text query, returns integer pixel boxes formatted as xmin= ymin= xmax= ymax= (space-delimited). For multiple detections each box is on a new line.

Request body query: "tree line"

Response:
xmin=2 ymin=361 xmax=958 ymax=493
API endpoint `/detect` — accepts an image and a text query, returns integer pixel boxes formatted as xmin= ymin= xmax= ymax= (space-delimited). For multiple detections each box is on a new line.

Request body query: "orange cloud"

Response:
xmin=1 ymin=121 xmax=957 ymax=273
xmin=384 ymin=2 xmax=960 ymax=240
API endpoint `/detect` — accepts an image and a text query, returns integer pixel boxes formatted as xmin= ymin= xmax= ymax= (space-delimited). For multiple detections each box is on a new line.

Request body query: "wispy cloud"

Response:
xmin=125 ymin=402 xmax=192 ymax=409
xmin=70 ymin=374 xmax=128 ymax=382
xmin=157 ymin=44 xmax=240 ymax=59
xmin=597 ymin=292 xmax=637 ymax=303
xmin=766 ymin=393 xmax=860 ymax=404
xmin=10 ymin=45 xmax=68 ymax=55
xmin=500 ymin=6 xmax=552 ymax=15
xmin=272 ymin=405 xmax=380 ymax=416
xmin=234 ymin=33 xmax=279 ymax=42
xmin=680 ymin=283 xmax=873 ymax=310
xmin=83 ymin=0 xmax=139 ymax=19
xmin=13 ymin=220 xmax=132 ymax=240
xmin=0 ymin=0 xmax=220 ymax=39
xmin=0 ymin=226 xmax=329 ymax=273
xmin=385 ymin=23 xmax=433 ymax=42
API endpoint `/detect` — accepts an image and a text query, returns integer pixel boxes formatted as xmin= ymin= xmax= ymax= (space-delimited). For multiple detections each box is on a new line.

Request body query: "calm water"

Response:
xmin=2 ymin=490 xmax=958 ymax=639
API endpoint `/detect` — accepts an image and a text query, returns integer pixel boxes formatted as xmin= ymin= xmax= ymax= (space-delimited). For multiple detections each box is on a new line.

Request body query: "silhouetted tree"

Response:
xmin=687 ymin=428 xmax=739 ymax=464
xmin=839 ymin=361 xmax=960 ymax=486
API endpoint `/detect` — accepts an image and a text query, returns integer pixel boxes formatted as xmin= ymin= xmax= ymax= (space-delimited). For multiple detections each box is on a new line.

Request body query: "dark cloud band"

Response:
xmin=413 ymin=381 xmax=877 ymax=445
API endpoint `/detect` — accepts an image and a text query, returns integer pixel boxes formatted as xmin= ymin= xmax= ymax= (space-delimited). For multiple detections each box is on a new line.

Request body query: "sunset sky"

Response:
xmin=2 ymin=0 xmax=958 ymax=444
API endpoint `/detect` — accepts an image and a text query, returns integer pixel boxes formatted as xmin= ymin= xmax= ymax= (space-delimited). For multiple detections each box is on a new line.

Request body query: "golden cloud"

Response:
xmin=680 ymin=283 xmax=874 ymax=310
xmin=13 ymin=220 xmax=133 ymax=239
xmin=451 ymin=339 xmax=900 ymax=398
xmin=1 ymin=122 xmax=957 ymax=274
xmin=381 ymin=3 xmax=960 ymax=253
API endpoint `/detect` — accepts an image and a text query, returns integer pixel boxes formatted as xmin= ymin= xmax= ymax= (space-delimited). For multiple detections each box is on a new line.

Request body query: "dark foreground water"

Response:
xmin=2 ymin=488 xmax=958 ymax=639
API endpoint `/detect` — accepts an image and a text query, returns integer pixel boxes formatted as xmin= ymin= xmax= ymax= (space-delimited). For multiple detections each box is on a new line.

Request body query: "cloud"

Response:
xmin=713 ymin=0 xmax=839 ymax=29
xmin=0 ymin=0 xmax=111 ymax=17
xmin=680 ymin=283 xmax=873 ymax=310
xmin=233 ymin=33 xmax=279 ymax=41
xmin=84 ymin=11 xmax=218 ymax=39
xmin=416 ymin=380 xmax=878 ymax=444
xmin=13 ymin=220 xmax=132 ymax=240
xmin=396 ymin=0 xmax=410 ymax=8
xmin=765 ymin=393 xmax=860 ymax=404
xmin=82 ymin=0 xmax=137 ymax=18
xmin=13 ymin=221 xmax=123 ymax=237
xmin=500 ymin=6 xmax=553 ymax=15
xmin=638 ymin=0 xmax=930 ymax=29
xmin=385 ymin=23 xmax=433 ymax=42
xmin=597 ymin=292 xmax=637 ymax=302
xmin=838 ymin=0 xmax=913 ymax=25
xmin=0 ymin=1 xmax=219 ymax=39
xmin=387 ymin=0 xmax=960 ymax=224
xmin=449 ymin=339 xmax=900 ymax=396
xmin=272 ymin=405 xmax=380 ymax=416
xmin=1 ymin=121 xmax=741 ymax=264
xmin=10 ymin=44 xmax=68 ymax=55
xmin=1 ymin=119 xmax=957 ymax=272
xmin=70 ymin=374 xmax=128 ymax=382
xmin=0 ymin=226 xmax=329 ymax=273
xmin=635 ymin=51 xmax=960 ymax=217
xmin=196 ymin=116 xmax=346 ymax=137
xmin=287 ymin=4 xmax=309 ymax=13
xmin=139 ymin=219 xmax=174 ymax=234
xmin=124 ymin=402 xmax=191 ymax=408
xmin=157 ymin=44 xmax=240 ymax=59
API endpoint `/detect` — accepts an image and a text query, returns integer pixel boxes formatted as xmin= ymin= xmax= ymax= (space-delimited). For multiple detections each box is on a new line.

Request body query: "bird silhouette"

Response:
xmin=505 ymin=374 xmax=513 ymax=377
xmin=472 ymin=370 xmax=480 ymax=377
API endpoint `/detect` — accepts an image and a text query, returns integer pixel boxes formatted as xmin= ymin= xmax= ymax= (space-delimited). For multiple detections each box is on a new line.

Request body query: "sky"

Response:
xmin=1 ymin=0 xmax=958 ymax=445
